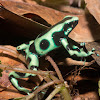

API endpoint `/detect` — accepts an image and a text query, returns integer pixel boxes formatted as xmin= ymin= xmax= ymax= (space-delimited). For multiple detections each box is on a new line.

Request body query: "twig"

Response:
xmin=50 ymin=74 xmax=60 ymax=81
xmin=46 ymin=56 xmax=64 ymax=82
xmin=25 ymin=80 xmax=62 ymax=100
xmin=45 ymin=84 xmax=63 ymax=100
xmin=0 ymin=64 xmax=54 ymax=76
xmin=0 ymin=46 xmax=16 ymax=55
xmin=45 ymin=84 xmax=71 ymax=100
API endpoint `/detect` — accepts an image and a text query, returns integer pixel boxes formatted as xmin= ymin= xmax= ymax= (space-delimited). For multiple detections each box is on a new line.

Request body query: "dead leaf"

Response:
xmin=0 ymin=71 xmax=11 ymax=91
xmin=60 ymin=6 xmax=84 ymax=15
xmin=0 ymin=0 xmax=67 ymax=25
xmin=0 ymin=3 xmax=48 ymax=39
xmin=0 ymin=46 xmax=37 ymax=99
xmin=69 ymin=14 xmax=100 ymax=42
xmin=0 ymin=46 xmax=20 ymax=66
xmin=74 ymin=92 xmax=99 ymax=100
xmin=86 ymin=40 xmax=100 ymax=66
xmin=85 ymin=0 xmax=100 ymax=24
xmin=0 ymin=0 xmax=100 ymax=42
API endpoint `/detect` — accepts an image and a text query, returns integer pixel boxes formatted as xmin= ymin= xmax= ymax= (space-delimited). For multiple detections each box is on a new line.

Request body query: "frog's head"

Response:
xmin=63 ymin=16 xmax=79 ymax=36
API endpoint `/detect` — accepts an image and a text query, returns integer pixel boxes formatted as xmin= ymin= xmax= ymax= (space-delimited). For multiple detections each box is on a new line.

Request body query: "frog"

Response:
xmin=9 ymin=16 xmax=94 ymax=95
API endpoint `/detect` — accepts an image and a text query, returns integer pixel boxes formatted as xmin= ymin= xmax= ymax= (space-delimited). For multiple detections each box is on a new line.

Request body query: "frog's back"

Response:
xmin=34 ymin=33 xmax=59 ymax=56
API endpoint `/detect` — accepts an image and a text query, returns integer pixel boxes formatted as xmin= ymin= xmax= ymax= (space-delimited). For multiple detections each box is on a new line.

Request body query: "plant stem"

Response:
xmin=60 ymin=86 xmax=72 ymax=100
xmin=25 ymin=80 xmax=62 ymax=100
xmin=46 ymin=56 xmax=64 ymax=82
xmin=45 ymin=84 xmax=63 ymax=100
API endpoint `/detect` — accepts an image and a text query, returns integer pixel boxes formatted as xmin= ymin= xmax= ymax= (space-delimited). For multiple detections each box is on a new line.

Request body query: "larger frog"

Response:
xmin=9 ymin=16 xmax=94 ymax=95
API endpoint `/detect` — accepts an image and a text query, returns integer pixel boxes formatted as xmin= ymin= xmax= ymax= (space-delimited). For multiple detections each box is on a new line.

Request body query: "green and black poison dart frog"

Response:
xmin=9 ymin=16 xmax=94 ymax=95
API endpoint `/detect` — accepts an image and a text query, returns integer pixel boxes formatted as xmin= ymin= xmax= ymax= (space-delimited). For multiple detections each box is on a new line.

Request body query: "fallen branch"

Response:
xmin=46 ymin=56 xmax=64 ymax=82
xmin=0 ymin=64 xmax=54 ymax=76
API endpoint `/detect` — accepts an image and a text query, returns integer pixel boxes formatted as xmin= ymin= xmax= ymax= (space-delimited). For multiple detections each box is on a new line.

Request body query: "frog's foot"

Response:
xmin=87 ymin=50 xmax=95 ymax=56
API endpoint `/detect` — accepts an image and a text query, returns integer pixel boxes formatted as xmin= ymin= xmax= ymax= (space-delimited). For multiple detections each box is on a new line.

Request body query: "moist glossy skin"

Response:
xmin=9 ymin=16 xmax=94 ymax=95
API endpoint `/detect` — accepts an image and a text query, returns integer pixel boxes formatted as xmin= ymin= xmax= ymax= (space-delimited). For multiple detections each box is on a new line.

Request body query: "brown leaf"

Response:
xmin=0 ymin=46 xmax=20 ymax=66
xmin=0 ymin=3 xmax=48 ymax=39
xmin=86 ymin=40 xmax=100 ymax=66
xmin=74 ymin=92 xmax=99 ymax=100
xmin=0 ymin=0 xmax=67 ymax=25
xmin=0 ymin=46 xmax=36 ymax=99
xmin=85 ymin=0 xmax=100 ymax=24
xmin=0 ymin=71 xmax=11 ymax=91
xmin=1 ymin=0 xmax=100 ymax=42
xmin=69 ymin=14 xmax=100 ymax=42
xmin=0 ymin=0 xmax=68 ymax=42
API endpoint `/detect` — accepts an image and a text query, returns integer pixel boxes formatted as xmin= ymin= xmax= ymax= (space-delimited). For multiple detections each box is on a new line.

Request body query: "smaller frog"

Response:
xmin=9 ymin=16 xmax=94 ymax=95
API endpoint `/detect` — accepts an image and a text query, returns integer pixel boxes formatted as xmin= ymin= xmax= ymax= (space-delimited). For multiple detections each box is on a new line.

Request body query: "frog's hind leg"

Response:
xmin=9 ymin=71 xmax=35 ymax=95
xmin=9 ymin=53 xmax=39 ymax=95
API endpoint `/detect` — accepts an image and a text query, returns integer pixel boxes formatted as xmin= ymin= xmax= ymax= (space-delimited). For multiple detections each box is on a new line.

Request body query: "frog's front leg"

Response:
xmin=9 ymin=53 xmax=39 ymax=95
xmin=60 ymin=38 xmax=94 ymax=57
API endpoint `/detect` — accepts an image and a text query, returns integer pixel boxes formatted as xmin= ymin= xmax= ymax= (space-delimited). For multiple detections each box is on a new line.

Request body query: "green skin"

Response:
xmin=9 ymin=16 xmax=94 ymax=95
